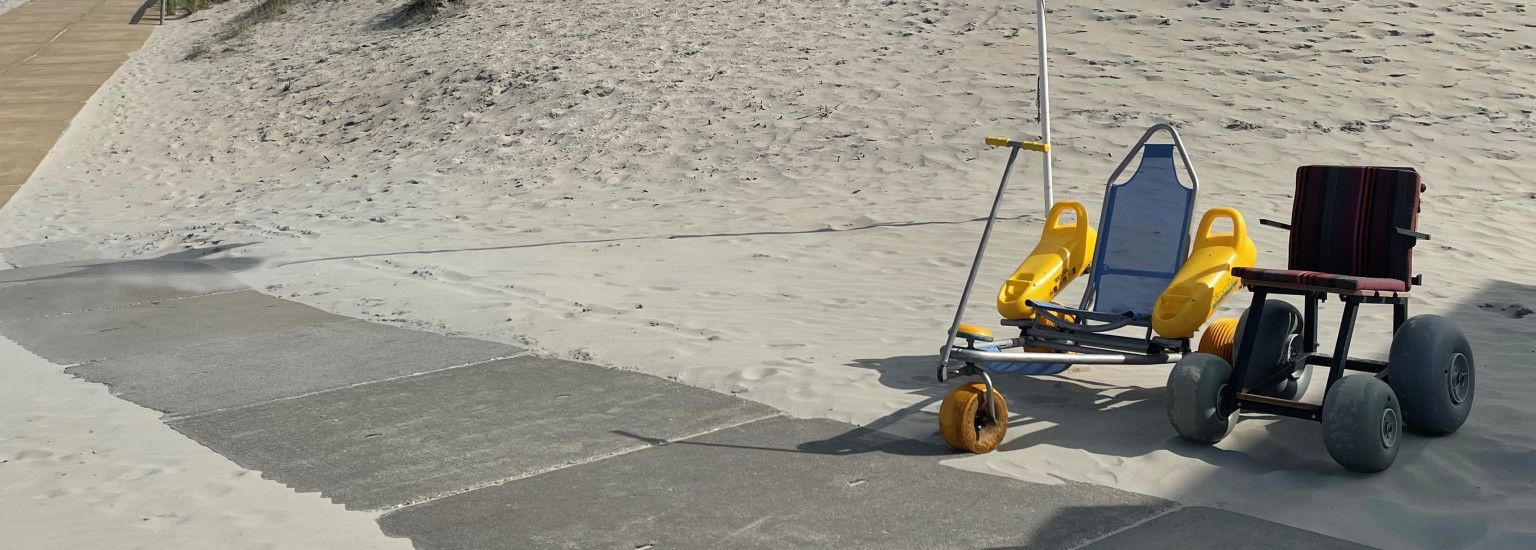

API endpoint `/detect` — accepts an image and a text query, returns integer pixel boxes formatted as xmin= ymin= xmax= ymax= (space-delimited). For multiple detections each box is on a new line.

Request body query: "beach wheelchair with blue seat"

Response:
xmin=936 ymin=124 xmax=1260 ymax=453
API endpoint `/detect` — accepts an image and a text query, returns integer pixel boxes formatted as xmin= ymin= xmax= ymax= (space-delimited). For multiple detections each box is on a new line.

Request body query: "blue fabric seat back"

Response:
xmin=1088 ymin=144 xmax=1195 ymax=318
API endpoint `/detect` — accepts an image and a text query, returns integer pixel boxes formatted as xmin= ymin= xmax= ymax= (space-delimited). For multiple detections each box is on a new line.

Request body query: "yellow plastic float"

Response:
xmin=995 ymin=201 xmax=1097 ymax=320
xmin=936 ymin=124 xmax=1261 ymax=456
xmin=1151 ymin=208 xmax=1256 ymax=338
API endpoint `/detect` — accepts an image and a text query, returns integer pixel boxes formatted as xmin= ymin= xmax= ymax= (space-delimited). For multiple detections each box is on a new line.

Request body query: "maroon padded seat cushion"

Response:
xmin=1287 ymin=166 xmax=1420 ymax=287
xmin=1233 ymin=267 xmax=1409 ymax=292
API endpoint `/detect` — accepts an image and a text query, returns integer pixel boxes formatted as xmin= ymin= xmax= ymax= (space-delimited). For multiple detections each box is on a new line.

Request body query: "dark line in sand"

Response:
xmin=275 ymin=213 xmax=1039 ymax=267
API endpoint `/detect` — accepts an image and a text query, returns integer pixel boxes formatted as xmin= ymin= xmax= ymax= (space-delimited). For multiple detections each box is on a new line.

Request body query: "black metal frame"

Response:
xmin=1231 ymin=206 xmax=1428 ymax=422
xmin=1004 ymin=301 xmax=1190 ymax=354
xmin=948 ymin=303 xmax=1189 ymax=382
xmin=1221 ymin=284 xmax=1408 ymax=421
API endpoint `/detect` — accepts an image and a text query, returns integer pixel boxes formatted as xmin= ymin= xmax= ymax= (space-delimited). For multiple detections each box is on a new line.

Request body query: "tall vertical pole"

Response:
xmin=1035 ymin=0 xmax=1054 ymax=209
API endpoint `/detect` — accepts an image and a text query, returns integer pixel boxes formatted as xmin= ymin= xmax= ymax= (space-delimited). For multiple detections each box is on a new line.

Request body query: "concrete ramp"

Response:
xmin=0 ymin=254 xmax=1375 ymax=548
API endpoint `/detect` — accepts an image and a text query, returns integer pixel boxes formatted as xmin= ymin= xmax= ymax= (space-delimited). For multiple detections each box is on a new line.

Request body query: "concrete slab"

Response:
xmin=0 ymin=289 xmax=341 ymax=364
xmin=377 ymin=416 xmax=1177 ymax=549
xmin=2 ymin=73 xmax=114 ymax=88
xmin=3 ymin=63 xmax=124 ymax=85
xmin=0 ymin=259 xmax=245 ymax=320
xmin=0 ymin=43 xmax=36 ymax=63
xmin=0 ymin=101 xmax=81 ymax=123
xmin=1081 ymin=507 xmax=1374 ymax=549
xmin=0 ymin=121 xmax=68 ymax=143
xmin=0 ymin=241 xmax=116 ymax=267
xmin=67 ymin=20 xmax=157 ymax=32
xmin=30 ymin=39 xmax=147 ymax=56
xmin=168 ymin=355 xmax=773 ymax=510
xmin=0 ymin=17 xmax=74 ymax=28
xmin=0 ymin=146 xmax=50 ymax=174
xmin=3 ymin=165 xmax=36 ymax=187
xmin=72 ymin=319 xmax=524 ymax=415
xmin=0 ymin=30 xmax=58 ymax=45
xmin=16 ymin=52 xmax=129 ymax=65
xmin=0 ymin=72 xmax=96 ymax=89
xmin=50 ymin=30 xmax=154 ymax=44
xmin=0 ymin=17 xmax=75 ymax=28
xmin=3 ymin=167 xmax=35 ymax=186
xmin=0 ymin=0 xmax=153 ymax=207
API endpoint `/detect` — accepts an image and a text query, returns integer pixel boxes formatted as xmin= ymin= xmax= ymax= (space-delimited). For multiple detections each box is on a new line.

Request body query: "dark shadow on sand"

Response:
xmin=0 ymin=244 xmax=260 ymax=285
xmin=612 ymin=424 xmax=954 ymax=458
xmin=846 ymin=352 xmax=1344 ymax=473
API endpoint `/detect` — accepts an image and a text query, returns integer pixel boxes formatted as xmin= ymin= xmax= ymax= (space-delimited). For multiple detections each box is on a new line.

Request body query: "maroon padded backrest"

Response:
xmin=1288 ymin=166 xmax=1421 ymax=285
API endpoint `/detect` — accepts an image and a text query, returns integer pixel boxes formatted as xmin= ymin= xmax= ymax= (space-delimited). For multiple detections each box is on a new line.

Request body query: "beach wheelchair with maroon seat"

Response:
xmin=1166 ymin=165 xmax=1475 ymax=472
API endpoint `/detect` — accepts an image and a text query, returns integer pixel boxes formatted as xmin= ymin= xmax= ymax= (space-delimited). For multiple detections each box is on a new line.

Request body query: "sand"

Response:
xmin=0 ymin=335 xmax=412 ymax=549
xmin=1 ymin=0 xmax=1533 ymax=548
xmin=0 ymin=0 xmax=27 ymax=16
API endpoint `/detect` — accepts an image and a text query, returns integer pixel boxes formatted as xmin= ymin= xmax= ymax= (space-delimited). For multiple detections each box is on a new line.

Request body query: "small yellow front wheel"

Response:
xmin=939 ymin=382 xmax=1009 ymax=453
xmin=1199 ymin=317 xmax=1239 ymax=364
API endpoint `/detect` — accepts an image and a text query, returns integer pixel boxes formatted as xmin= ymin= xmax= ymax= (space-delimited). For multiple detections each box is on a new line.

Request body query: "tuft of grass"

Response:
xmin=214 ymin=0 xmax=302 ymax=41
xmin=184 ymin=42 xmax=210 ymax=60
xmin=183 ymin=0 xmax=302 ymax=60
xmin=379 ymin=0 xmax=460 ymax=29
xmin=168 ymin=0 xmax=221 ymax=15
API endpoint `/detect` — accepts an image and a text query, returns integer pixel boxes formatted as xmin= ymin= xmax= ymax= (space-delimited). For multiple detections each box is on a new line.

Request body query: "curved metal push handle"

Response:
xmin=938 ymin=137 xmax=1053 ymax=381
xmin=1101 ymin=123 xmax=1201 ymax=194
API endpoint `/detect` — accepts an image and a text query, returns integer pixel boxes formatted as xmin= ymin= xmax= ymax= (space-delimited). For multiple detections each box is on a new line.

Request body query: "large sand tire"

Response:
xmin=1235 ymin=300 xmax=1308 ymax=399
xmin=1198 ymin=317 xmax=1239 ymax=364
xmin=1166 ymin=353 xmax=1237 ymax=444
xmin=939 ymin=382 xmax=1009 ymax=453
xmin=1323 ymin=375 xmax=1402 ymax=473
xmin=1388 ymin=315 xmax=1474 ymax=435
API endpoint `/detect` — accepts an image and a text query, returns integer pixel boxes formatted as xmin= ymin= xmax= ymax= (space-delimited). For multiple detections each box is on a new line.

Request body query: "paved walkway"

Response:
xmin=0 ymin=0 xmax=154 ymax=205
xmin=0 ymin=249 xmax=1374 ymax=548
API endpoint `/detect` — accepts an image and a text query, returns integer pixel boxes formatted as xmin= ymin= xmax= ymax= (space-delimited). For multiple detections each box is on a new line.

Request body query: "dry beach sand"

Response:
xmin=1 ymin=0 xmax=1534 ymax=547
xmin=0 ymin=336 xmax=410 ymax=549
xmin=0 ymin=0 xmax=28 ymax=16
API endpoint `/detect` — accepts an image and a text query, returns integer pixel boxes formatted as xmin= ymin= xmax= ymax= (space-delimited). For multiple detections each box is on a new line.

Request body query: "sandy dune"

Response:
xmin=1 ymin=0 xmax=1533 ymax=548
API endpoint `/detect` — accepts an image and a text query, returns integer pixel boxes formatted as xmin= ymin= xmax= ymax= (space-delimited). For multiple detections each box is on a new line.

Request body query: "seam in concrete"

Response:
xmin=1065 ymin=504 xmax=1185 ymax=550
xmin=2 ymin=0 xmax=111 ymax=71
xmin=162 ymin=351 xmax=534 ymax=423
xmin=0 ymin=287 xmax=249 ymax=322
xmin=374 ymin=412 xmax=787 ymax=515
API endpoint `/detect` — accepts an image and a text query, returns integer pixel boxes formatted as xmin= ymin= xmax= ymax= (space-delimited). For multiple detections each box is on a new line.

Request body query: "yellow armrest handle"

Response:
xmin=985 ymin=136 xmax=1051 ymax=153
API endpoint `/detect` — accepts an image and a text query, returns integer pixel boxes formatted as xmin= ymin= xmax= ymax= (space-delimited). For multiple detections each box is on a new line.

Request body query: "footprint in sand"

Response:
xmin=735 ymin=366 xmax=780 ymax=381
xmin=1478 ymin=303 xmax=1533 ymax=319
xmin=13 ymin=449 xmax=52 ymax=460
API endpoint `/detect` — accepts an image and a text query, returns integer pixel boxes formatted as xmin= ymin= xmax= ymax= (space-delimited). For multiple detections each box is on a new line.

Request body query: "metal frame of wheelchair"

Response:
xmin=1167 ymin=168 xmax=1474 ymax=472
xmin=936 ymin=124 xmax=1207 ymax=451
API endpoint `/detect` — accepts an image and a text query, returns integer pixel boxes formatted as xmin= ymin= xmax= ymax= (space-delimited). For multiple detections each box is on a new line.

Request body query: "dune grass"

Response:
xmin=183 ymin=0 xmax=459 ymax=60
xmin=215 ymin=0 xmax=301 ymax=41
xmin=379 ymin=0 xmax=460 ymax=29
xmin=184 ymin=0 xmax=302 ymax=60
